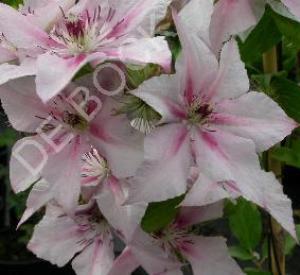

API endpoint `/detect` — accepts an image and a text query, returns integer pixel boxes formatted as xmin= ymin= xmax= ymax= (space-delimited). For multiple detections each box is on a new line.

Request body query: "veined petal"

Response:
xmin=282 ymin=0 xmax=300 ymax=19
xmin=10 ymin=136 xmax=46 ymax=193
xmin=181 ymin=236 xmax=243 ymax=275
xmin=0 ymin=47 xmax=16 ymax=63
xmin=89 ymin=97 xmax=144 ymax=178
xmin=96 ymin=178 xmax=146 ymax=242
xmin=193 ymin=129 xmax=296 ymax=239
xmin=173 ymin=7 xmax=218 ymax=103
xmin=36 ymin=52 xmax=106 ymax=102
xmin=176 ymin=203 xmax=223 ymax=229
xmin=0 ymin=76 xmax=48 ymax=133
xmin=130 ymin=229 xmax=181 ymax=274
xmin=28 ymin=204 xmax=91 ymax=267
xmin=107 ymin=247 xmax=139 ymax=275
xmin=42 ymin=137 xmax=89 ymax=214
xmin=109 ymin=37 xmax=171 ymax=72
xmin=23 ymin=0 xmax=75 ymax=31
xmin=126 ymin=124 xmax=191 ymax=204
xmin=131 ymin=73 xmax=185 ymax=123
xmin=210 ymin=0 xmax=264 ymax=55
xmin=0 ymin=3 xmax=52 ymax=48
xmin=72 ymin=237 xmax=114 ymax=275
xmin=18 ymin=179 xmax=53 ymax=227
xmin=107 ymin=0 xmax=171 ymax=38
xmin=178 ymin=0 xmax=214 ymax=43
xmin=214 ymin=91 xmax=297 ymax=152
xmin=0 ymin=58 xmax=36 ymax=87
xmin=182 ymin=172 xmax=229 ymax=207
xmin=206 ymin=39 xmax=249 ymax=103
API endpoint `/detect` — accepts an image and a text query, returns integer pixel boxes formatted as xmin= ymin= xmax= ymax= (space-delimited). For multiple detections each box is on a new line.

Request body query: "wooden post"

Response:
xmin=263 ymin=47 xmax=286 ymax=275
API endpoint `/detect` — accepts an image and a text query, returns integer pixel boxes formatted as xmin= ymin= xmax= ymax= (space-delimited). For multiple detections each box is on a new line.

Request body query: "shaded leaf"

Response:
xmin=228 ymin=199 xmax=262 ymax=251
xmin=141 ymin=195 xmax=184 ymax=233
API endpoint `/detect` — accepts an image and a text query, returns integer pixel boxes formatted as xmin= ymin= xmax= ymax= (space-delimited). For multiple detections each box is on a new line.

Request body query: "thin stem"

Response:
xmin=263 ymin=46 xmax=286 ymax=275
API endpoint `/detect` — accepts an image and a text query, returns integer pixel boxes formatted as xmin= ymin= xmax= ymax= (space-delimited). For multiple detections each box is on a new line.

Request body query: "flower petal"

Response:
xmin=181 ymin=236 xmax=243 ymax=275
xmin=72 ymin=237 xmax=114 ymax=275
xmin=283 ymin=0 xmax=300 ymax=18
xmin=96 ymin=178 xmax=146 ymax=242
xmin=0 ymin=46 xmax=16 ymax=63
xmin=0 ymin=76 xmax=48 ymax=133
xmin=207 ymin=39 xmax=249 ymax=102
xmin=36 ymin=52 xmax=105 ymax=102
xmin=0 ymin=58 xmax=36 ymax=87
xmin=131 ymin=73 xmax=184 ymax=123
xmin=28 ymin=204 xmax=89 ymax=267
xmin=176 ymin=203 xmax=223 ymax=229
xmin=18 ymin=179 xmax=53 ymax=227
xmin=210 ymin=0 xmax=264 ymax=54
xmin=89 ymin=98 xmax=144 ymax=178
xmin=108 ymin=37 xmax=171 ymax=72
xmin=214 ymin=91 xmax=297 ymax=152
xmin=10 ymin=136 xmax=46 ymax=193
xmin=107 ymin=247 xmax=139 ymax=275
xmin=107 ymin=0 xmax=171 ymax=38
xmin=42 ymin=137 xmax=89 ymax=213
xmin=0 ymin=3 xmax=52 ymax=48
xmin=126 ymin=124 xmax=191 ymax=204
xmin=192 ymin=129 xmax=296 ymax=238
xmin=173 ymin=7 xmax=218 ymax=103
xmin=178 ymin=0 xmax=213 ymax=43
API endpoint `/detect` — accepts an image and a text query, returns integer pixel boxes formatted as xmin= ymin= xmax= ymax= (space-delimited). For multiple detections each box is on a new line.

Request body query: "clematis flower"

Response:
xmin=0 ymin=0 xmax=74 ymax=86
xmin=0 ymin=75 xmax=143 ymax=215
xmin=210 ymin=0 xmax=300 ymax=54
xmin=0 ymin=0 xmax=172 ymax=102
xmin=127 ymin=0 xmax=297 ymax=239
xmin=28 ymin=193 xmax=145 ymax=275
xmin=114 ymin=203 xmax=243 ymax=275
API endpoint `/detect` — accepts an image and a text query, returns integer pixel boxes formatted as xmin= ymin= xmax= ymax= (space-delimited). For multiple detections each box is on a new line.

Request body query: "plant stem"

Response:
xmin=263 ymin=46 xmax=286 ymax=275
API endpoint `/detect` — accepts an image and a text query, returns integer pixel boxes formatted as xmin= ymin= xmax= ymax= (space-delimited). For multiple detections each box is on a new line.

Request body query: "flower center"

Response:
xmin=187 ymin=99 xmax=212 ymax=125
xmin=50 ymin=6 xmax=116 ymax=55
xmin=62 ymin=111 xmax=88 ymax=131
xmin=153 ymin=226 xmax=192 ymax=262
xmin=81 ymin=148 xmax=109 ymax=186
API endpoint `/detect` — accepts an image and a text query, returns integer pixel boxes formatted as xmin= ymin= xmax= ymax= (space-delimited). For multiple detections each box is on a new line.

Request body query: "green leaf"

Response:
xmin=141 ymin=195 xmax=184 ymax=233
xmin=3 ymin=0 xmax=23 ymax=8
xmin=228 ymin=199 xmax=262 ymax=251
xmin=240 ymin=5 xmax=300 ymax=62
xmin=271 ymin=10 xmax=300 ymax=49
xmin=240 ymin=7 xmax=282 ymax=62
xmin=126 ymin=64 xmax=161 ymax=89
xmin=0 ymin=128 xmax=18 ymax=147
xmin=272 ymin=146 xmax=300 ymax=168
xmin=270 ymin=76 xmax=300 ymax=122
xmin=284 ymin=225 xmax=300 ymax=255
xmin=229 ymin=246 xmax=254 ymax=261
xmin=244 ymin=268 xmax=271 ymax=275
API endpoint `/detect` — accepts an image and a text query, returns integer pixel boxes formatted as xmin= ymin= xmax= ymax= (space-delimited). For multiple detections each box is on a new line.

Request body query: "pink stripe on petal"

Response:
xmin=199 ymin=131 xmax=228 ymax=160
xmin=168 ymin=127 xmax=189 ymax=157
xmin=89 ymin=124 xmax=114 ymax=143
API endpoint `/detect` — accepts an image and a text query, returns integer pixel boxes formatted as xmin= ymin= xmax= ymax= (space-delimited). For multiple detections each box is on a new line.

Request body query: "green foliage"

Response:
xmin=270 ymin=76 xmax=300 ymax=123
xmin=240 ymin=6 xmax=300 ymax=62
xmin=240 ymin=7 xmax=282 ymax=63
xmin=229 ymin=246 xmax=254 ymax=261
xmin=284 ymin=225 xmax=300 ymax=255
xmin=244 ymin=268 xmax=272 ymax=275
xmin=2 ymin=0 xmax=23 ymax=8
xmin=126 ymin=64 xmax=161 ymax=89
xmin=141 ymin=195 xmax=184 ymax=233
xmin=0 ymin=128 xmax=18 ymax=147
xmin=228 ymin=199 xmax=263 ymax=251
